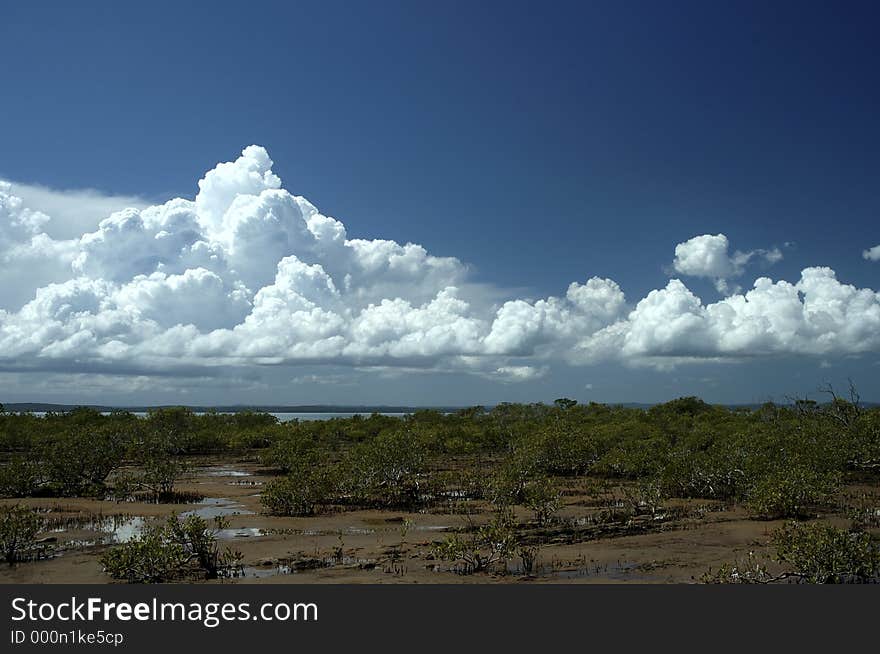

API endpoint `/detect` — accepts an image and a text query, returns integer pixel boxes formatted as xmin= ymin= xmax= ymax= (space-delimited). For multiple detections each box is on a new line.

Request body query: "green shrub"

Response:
xmin=343 ymin=430 xmax=430 ymax=506
xmin=595 ymin=435 xmax=669 ymax=479
xmin=40 ymin=427 xmax=129 ymax=496
xmin=100 ymin=523 xmax=189 ymax=583
xmin=622 ymin=480 xmax=668 ymax=517
xmin=522 ymin=476 xmax=561 ymax=524
xmin=772 ymin=522 xmax=879 ymax=583
xmin=0 ymin=458 xmax=44 ymax=498
xmin=128 ymin=427 xmax=189 ymax=499
xmin=166 ymin=515 xmax=242 ymax=578
xmin=489 ymin=450 xmax=542 ymax=506
xmin=530 ymin=424 xmax=599 ymax=475
xmin=704 ymin=522 xmax=880 ymax=584
xmin=430 ymin=467 xmax=489 ymax=502
xmin=656 ymin=442 xmax=752 ymax=502
xmin=261 ymin=464 xmax=336 ymax=516
xmin=747 ymin=465 xmax=840 ymax=519
xmin=261 ymin=427 xmax=318 ymax=472
xmin=100 ymin=514 xmax=241 ymax=583
xmin=0 ymin=504 xmax=44 ymax=564
xmin=847 ymin=412 xmax=880 ymax=470
xmin=144 ymin=408 xmax=195 ymax=448
xmin=431 ymin=511 xmax=516 ymax=574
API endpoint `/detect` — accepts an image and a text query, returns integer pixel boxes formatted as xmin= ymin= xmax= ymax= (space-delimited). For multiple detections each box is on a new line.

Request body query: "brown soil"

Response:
xmin=1 ymin=457 xmax=876 ymax=584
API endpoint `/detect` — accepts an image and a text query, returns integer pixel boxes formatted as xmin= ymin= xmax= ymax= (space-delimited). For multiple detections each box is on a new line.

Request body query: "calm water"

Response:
xmin=269 ymin=412 xmax=409 ymax=421
xmin=25 ymin=411 xmax=410 ymax=422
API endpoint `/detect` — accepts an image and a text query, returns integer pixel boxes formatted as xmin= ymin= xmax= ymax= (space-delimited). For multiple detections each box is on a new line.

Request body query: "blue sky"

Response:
xmin=0 ymin=1 xmax=878 ymax=406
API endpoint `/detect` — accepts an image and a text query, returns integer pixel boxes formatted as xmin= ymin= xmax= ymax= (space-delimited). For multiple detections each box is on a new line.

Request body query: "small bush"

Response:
xmin=100 ymin=524 xmax=189 ymax=583
xmin=261 ymin=428 xmax=318 ymax=472
xmin=128 ymin=428 xmax=189 ymax=499
xmin=522 ymin=477 xmax=561 ymax=525
xmin=343 ymin=430 xmax=430 ymax=507
xmin=656 ymin=444 xmax=750 ymax=502
xmin=517 ymin=544 xmax=540 ymax=575
xmin=747 ymin=466 xmax=840 ymax=519
xmin=489 ymin=452 xmax=541 ymax=506
xmin=704 ymin=522 xmax=880 ymax=584
xmin=40 ymin=427 xmax=128 ymax=497
xmin=0 ymin=458 xmax=44 ymax=498
xmin=261 ymin=464 xmax=336 ymax=516
xmin=0 ymin=505 xmax=44 ymax=564
xmin=622 ymin=480 xmax=668 ymax=517
xmin=772 ymin=522 xmax=879 ymax=584
xmin=431 ymin=511 xmax=516 ymax=574
xmin=100 ymin=514 xmax=241 ymax=583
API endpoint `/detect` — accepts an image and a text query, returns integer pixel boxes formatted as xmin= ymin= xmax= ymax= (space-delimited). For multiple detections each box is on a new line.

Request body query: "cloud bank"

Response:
xmin=1 ymin=146 xmax=878 ymax=384
xmin=1 ymin=180 xmax=149 ymax=240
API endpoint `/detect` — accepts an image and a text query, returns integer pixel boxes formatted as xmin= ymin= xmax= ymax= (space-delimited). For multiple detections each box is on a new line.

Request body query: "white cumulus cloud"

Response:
xmin=0 ymin=146 xmax=878 ymax=386
xmin=0 ymin=179 xmax=149 ymax=240
xmin=672 ymin=233 xmax=782 ymax=294
xmin=863 ymin=244 xmax=880 ymax=262
xmin=576 ymin=268 xmax=880 ymax=367
xmin=494 ymin=365 xmax=549 ymax=382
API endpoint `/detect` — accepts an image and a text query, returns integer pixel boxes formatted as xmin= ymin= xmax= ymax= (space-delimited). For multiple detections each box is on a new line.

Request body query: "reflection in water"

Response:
xmin=182 ymin=497 xmax=255 ymax=519
xmin=49 ymin=497 xmax=260 ymax=546
xmin=214 ymin=527 xmax=265 ymax=539
xmin=505 ymin=558 xmax=641 ymax=581
xmin=200 ymin=466 xmax=253 ymax=478
xmin=236 ymin=565 xmax=294 ymax=578
xmin=107 ymin=516 xmax=145 ymax=543
xmin=50 ymin=515 xmax=144 ymax=544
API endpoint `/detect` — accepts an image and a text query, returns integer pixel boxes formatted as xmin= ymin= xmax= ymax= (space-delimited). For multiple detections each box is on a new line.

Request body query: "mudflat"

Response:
xmin=3 ymin=456 xmax=873 ymax=584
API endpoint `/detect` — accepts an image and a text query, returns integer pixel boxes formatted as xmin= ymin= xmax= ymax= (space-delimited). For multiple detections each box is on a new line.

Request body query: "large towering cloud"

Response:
xmin=1 ymin=146 xmax=878 ymax=382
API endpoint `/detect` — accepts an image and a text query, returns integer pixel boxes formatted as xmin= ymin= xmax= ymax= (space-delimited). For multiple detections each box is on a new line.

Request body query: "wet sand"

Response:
xmin=1 ymin=456 xmax=875 ymax=584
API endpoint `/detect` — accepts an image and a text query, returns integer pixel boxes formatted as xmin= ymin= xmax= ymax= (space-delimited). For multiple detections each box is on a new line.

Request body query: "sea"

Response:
xmin=24 ymin=411 xmax=411 ymax=422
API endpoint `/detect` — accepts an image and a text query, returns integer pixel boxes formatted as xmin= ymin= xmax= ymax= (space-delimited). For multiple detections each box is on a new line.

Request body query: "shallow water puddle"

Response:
xmin=214 ymin=527 xmax=265 ymax=539
xmin=309 ymin=525 xmax=449 ymax=536
xmin=341 ymin=527 xmax=375 ymax=535
xmin=200 ymin=466 xmax=253 ymax=478
xmin=236 ymin=565 xmax=294 ymax=578
xmin=504 ymin=559 xmax=641 ymax=581
xmin=106 ymin=516 xmax=146 ymax=543
xmin=47 ymin=497 xmax=259 ymax=546
xmin=98 ymin=513 xmax=260 ymax=543
xmin=182 ymin=497 xmax=255 ymax=519
xmin=49 ymin=515 xmax=145 ymax=544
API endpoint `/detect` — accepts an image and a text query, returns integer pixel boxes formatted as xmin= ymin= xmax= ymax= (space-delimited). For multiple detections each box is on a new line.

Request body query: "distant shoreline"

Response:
xmin=4 ymin=400 xmax=875 ymax=414
xmin=0 ymin=403 xmax=465 ymax=414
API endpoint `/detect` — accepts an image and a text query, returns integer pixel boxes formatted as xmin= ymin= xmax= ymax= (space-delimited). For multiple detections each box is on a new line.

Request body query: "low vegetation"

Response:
xmin=0 ymin=385 xmax=878 ymax=582
xmin=431 ymin=510 xmax=517 ymax=574
xmin=705 ymin=521 xmax=880 ymax=584
xmin=100 ymin=514 xmax=242 ymax=583
xmin=0 ymin=504 xmax=45 ymax=565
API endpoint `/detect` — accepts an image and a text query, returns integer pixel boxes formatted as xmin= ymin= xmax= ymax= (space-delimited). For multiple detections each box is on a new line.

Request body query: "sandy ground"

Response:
xmin=1 ymin=457 xmax=875 ymax=584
